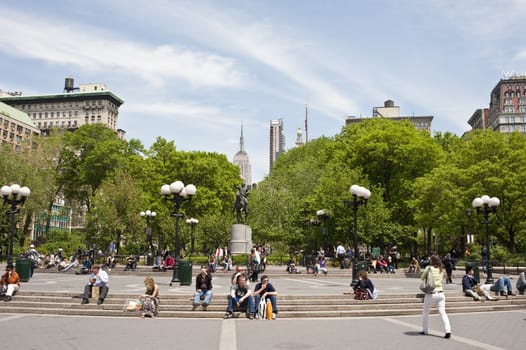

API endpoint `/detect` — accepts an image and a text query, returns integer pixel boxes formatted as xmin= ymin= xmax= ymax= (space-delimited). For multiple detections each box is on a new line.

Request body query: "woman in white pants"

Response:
xmin=421 ymin=255 xmax=451 ymax=339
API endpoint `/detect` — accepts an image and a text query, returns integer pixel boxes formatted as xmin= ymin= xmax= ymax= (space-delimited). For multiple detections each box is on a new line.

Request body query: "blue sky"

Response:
xmin=1 ymin=1 xmax=526 ymax=182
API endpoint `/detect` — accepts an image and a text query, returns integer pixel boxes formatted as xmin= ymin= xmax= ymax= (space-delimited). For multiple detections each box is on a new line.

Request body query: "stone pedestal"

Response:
xmin=229 ymin=224 xmax=252 ymax=255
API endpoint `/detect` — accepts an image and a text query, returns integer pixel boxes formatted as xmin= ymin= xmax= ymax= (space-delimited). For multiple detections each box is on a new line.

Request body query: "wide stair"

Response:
xmin=1 ymin=291 xmax=525 ymax=318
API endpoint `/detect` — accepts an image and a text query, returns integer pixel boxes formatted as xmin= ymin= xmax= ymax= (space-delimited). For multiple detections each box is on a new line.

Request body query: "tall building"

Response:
xmin=269 ymin=118 xmax=286 ymax=170
xmin=0 ymin=78 xmax=125 ymax=137
xmin=473 ymin=74 xmax=526 ymax=133
xmin=467 ymin=108 xmax=490 ymax=130
xmin=0 ymin=101 xmax=40 ymax=149
xmin=295 ymin=127 xmax=304 ymax=146
xmin=232 ymin=123 xmax=252 ymax=185
xmin=346 ymin=99 xmax=433 ymax=132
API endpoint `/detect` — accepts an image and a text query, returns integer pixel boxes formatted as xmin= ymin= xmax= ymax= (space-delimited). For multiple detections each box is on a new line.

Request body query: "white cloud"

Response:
xmin=0 ymin=6 xmax=246 ymax=88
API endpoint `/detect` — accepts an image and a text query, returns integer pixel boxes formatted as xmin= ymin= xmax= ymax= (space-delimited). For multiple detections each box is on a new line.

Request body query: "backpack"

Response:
xmin=419 ymin=266 xmax=436 ymax=293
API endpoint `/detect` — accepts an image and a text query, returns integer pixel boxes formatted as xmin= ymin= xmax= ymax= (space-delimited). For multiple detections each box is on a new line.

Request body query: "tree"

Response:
xmin=59 ymin=124 xmax=130 ymax=212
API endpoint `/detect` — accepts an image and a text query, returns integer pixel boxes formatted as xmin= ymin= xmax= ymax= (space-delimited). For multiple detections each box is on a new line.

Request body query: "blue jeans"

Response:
xmin=494 ymin=277 xmax=512 ymax=293
xmin=194 ymin=290 xmax=213 ymax=305
xmin=255 ymin=294 xmax=278 ymax=314
xmin=227 ymin=295 xmax=255 ymax=313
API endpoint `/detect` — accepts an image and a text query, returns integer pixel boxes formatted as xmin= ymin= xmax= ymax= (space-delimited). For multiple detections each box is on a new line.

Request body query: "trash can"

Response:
xmin=178 ymin=260 xmax=193 ymax=286
xmin=15 ymin=257 xmax=31 ymax=282
xmin=466 ymin=262 xmax=480 ymax=283
xmin=355 ymin=261 xmax=368 ymax=272
xmin=146 ymin=253 xmax=154 ymax=266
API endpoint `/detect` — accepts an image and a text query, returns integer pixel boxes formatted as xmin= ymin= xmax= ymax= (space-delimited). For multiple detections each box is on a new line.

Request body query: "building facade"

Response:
xmin=269 ymin=118 xmax=286 ymax=170
xmin=467 ymin=108 xmax=490 ymax=130
xmin=0 ymin=78 xmax=124 ymax=137
xmin=346 ymin=99 xmax=433 ymax=133
xmin=486 ymin=75 xmax=526 ymax=133
xmin=232 ymin=124 xmax=252 ymax=186
xmin=0 ymin=101 xmax=40 ymax=149
xmin=33 ymin=200 xmax=72 ymax=243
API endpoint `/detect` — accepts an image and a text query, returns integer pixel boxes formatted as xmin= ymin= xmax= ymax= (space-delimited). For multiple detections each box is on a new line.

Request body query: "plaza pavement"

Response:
xmin=1 ymin=264 xmax=525 ymax=349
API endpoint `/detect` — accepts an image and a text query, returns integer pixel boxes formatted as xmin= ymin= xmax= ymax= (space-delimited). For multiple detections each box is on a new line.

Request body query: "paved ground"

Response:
xmin=2 ymin=265 xmax=525 ymax=349
xmin=1 ymin=310 xmax=524 ymax=349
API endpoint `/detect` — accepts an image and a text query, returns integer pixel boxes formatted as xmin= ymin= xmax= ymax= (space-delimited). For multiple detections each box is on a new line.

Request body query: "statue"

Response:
xmin=234 ymin=183 xmax=249 ymax=224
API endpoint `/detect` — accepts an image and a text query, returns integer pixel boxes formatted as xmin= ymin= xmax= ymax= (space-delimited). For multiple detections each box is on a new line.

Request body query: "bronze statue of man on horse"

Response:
xmin=234 ymin=183 xmax=250 ymax=224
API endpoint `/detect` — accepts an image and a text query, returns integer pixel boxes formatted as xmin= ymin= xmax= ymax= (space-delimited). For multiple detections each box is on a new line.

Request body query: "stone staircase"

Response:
xmin=1 ymin=291 xmax=525 ymax=319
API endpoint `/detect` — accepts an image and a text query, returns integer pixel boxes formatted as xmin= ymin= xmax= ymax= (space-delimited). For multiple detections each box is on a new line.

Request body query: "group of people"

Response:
xmin=223 ymin=266 xmax=278 ymax=320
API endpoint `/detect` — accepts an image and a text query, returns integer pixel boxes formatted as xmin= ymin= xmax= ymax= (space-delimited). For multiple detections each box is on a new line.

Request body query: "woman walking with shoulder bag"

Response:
xmin=421 ymin=255 xmax=451 ymax=339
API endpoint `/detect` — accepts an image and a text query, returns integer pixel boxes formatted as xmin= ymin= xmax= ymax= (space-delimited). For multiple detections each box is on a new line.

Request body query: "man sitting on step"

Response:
xmin=80 ymin=264 xmax=109 ymax=305
xmin=462 ymin=266 xmax=497 ymax=301
xmin=224 ymin=274 xmax=255 ymax=319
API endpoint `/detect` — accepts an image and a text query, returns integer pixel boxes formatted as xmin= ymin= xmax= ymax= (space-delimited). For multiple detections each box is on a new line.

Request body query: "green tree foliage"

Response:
xmin=86 ymin=170 xmax=144 ymax=253
xmin=59 ymin=124 xmax=130 ymax=212
xmin=411 ymin=130 xmax=526 ymax=254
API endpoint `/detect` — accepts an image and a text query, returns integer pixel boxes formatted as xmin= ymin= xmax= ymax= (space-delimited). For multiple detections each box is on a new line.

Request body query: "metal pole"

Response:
xmin=171 ymin=205 xmax=182 ymax=284
xmin=352 ymin=196 xmax=359 ymax=287
xmin=8 ymin=208 xmax=16 ymax=265
xmin=483 ymin=210 xmax=494 ymax=284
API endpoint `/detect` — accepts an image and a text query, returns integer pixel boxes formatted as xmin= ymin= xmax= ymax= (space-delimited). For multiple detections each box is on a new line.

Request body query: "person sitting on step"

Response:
xmin=0 ymin=264 xmax=20 ymax=302
xmin=491 ymin=276 xmax=515 ymax=297
xmin=376 ymin=255 xmax=388 ymax=273
xmin=253 ymin=275 xmax=278 ymax=319
xmin=224 ymin=274 xmax=255 ymax=319
xmin=352 ymin=270 xmax=377 ymax=300
xmin=193 ymin=266 xmax=213 ymax=311
xmin=462 ymin=266 xmax=497 ymax=301
xmin=517 ymin=267 xmax=526 ymax=295
xmin=80 ymin=264 xmax=109 ymax=305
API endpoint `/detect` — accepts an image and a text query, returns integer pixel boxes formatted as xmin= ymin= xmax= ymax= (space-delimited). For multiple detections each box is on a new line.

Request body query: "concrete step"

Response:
xmin=1 ymin=291 xmax=525 ymax=318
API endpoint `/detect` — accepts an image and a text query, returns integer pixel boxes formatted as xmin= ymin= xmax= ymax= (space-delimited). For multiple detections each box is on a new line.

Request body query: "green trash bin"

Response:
xmin=15 ymin=257 xmax=31 ymax=282
xmin=146 ymin=253 xmax=154 ymax=266
xmin=355 ymin=261 xmax=368 ymax=272
xmin=178 ymin=260 xmax=193 ymax=286
xmin=466 ymin=262 xmax=480 ymax=283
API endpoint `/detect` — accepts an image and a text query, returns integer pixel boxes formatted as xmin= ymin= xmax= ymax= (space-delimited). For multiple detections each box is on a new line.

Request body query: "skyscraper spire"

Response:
xmin=240 ymin=121 xmax=245 ymax=153
xmin=305 ymin=104 xmax=309 ymax=144
xmin=233 ymin=121 xmax=252 ymax=185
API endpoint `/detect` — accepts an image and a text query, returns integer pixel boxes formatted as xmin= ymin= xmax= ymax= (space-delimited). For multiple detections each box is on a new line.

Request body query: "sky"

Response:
xmin=1 ymin=0 xmax=526 ymax=183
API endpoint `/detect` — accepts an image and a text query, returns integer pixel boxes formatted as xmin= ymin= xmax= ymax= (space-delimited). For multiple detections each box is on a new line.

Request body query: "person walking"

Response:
xmin=421 ymin=255 xmax=451 ymax=339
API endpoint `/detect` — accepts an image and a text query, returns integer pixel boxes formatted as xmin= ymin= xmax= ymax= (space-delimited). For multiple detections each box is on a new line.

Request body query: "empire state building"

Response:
xmin=233 ymin=124 xmax=252 ymax=185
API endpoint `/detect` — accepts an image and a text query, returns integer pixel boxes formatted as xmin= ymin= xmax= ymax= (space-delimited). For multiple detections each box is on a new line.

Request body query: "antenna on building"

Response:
xmin=305 ymin=104 xmax=309 ymax=144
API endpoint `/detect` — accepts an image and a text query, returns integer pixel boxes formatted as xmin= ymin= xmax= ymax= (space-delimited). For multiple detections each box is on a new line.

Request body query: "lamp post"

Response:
xmin=1 ymin=184 xmax=31 ymax=265
xmin=186 ymin=218 xmax=199 ymax=259
xmin=345 ymin=184 xmax=371 ymax=287
xmin=472 ymin=195 xmax=499 ymax=284
xmin=140 ymin=210 xmax=156 ymax=263
xmin=317 ymin=209 xmax=329 ymax=253
xmin=161 ymin=181 xmax=196 ymax=285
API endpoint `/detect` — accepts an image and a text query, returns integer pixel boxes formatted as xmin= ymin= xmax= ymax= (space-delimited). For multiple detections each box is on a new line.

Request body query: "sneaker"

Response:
xmin=223 ymin=312 xmax=233 ymax=319
xmin=272 ymin=313 xmax=277 ymax=320
xmin=444 ymin=333 xmax=451 ymax=339
xmin=81 ymin=298 xmax=89 ymax=305
xmin=97 ymin=298 xmax=104 ymax=305
xmin=4 ymin=296 xmax=11 ymax=302
xmin=192 ymin=304 xmax=199 ymax=311
xmin=202 ymin=304 xmax=208 ymax=311
xmin=249 ymin=313 xmax=254 ymax=320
